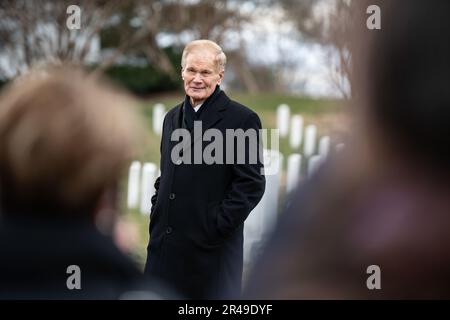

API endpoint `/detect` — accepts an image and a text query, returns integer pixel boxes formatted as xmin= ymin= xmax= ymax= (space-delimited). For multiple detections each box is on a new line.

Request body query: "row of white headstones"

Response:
xmin=129 ymin=103 xmax=343 ymax=267
xmin=152 ymin=103 xmax=334 ymax=154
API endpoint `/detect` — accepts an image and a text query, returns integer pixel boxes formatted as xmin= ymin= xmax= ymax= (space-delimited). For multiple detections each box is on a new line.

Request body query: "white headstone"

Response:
xmin=289 ymin=115 xmax=303 ymax=149
xmin=261 ymin=149 xmax=282 ymax=237
xmin=286 ymin=154 xmax=302 ymax=193
xmin=140 ymin=162 xmax=158 ymax=215
xmin=247 ymin=149 xmax=283 ymax=237
xmin=308 ymin=155 xmax=323 ymax=178
xmin=318 ymin=136 xmax=331 ymax=158
xmin=303 ymin=124 xmax=317 ymax=157
xmin=276 ymin=104 xmax=290 ymax=137
xmin=244 ymin=149 xmax=282 ymax=267
xmin=244 ymin=195 xmax=264 ymax=267
xmin=152 ymin=103 xmax=165 ymax=135
xmin=127 ymin=161 xmax=141 ymax=209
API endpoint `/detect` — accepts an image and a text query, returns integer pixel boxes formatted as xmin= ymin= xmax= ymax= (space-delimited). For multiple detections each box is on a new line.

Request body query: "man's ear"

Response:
xmin=218 ymin=70 xmax=224 ymax=84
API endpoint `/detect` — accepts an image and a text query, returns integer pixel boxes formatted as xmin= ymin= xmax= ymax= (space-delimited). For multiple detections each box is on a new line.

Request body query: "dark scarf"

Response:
xmin=182 ymin=85 xmax=221 ymax=131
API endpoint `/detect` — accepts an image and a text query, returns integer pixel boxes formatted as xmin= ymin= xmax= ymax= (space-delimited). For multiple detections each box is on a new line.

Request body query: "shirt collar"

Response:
xmin=193 ymin=103 xmax=203 ymax=113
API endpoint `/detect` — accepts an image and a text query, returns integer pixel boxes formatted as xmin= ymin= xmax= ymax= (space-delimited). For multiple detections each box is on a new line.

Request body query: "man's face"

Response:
xmin=182 ymin=49 xmax=223 ymax=105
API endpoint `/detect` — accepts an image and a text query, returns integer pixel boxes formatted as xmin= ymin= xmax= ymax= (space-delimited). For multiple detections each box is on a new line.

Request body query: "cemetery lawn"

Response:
xmin=124 ymin=92 xmax=348 ymax=268
xmin=137 ymin=92 xmax=348 ymax=162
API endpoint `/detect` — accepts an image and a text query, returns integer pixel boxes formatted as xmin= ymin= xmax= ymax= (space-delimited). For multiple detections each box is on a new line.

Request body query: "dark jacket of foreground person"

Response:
xmin=0 ymin=217 xmax=170 ymax=299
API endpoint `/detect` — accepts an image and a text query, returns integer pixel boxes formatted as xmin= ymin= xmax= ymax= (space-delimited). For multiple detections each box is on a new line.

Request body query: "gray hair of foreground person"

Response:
xmin=0 ymin=68 xmax=143 ymax=222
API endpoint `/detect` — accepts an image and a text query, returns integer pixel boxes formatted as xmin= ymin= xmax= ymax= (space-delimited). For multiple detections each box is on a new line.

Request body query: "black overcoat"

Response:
xmin=145 ymin=90 xmax=265 ymax=299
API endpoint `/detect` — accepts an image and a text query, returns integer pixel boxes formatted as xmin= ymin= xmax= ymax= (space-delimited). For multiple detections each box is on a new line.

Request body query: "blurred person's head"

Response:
xmin=181 ymin=39 xmax=225 ymax=106
xmin=351 ymin=0 xmax=450 ymax=177
xmin=0 ymin=67 xmax=142 ymax=230
xmin=245 ymin=0 xmax=450 ymax=299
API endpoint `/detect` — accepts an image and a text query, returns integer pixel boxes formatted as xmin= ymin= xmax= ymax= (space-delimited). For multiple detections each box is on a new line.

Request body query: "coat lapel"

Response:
xmin=200 ymin=90 xmax=229 ymax=131
xmin=171 ymin=103 xmax=183 ymax=131
xmin=166 ymin=103 xmax=183 ymax=166
xmin=188 ymin=91 xmax=229 ymax=150
xmin=168 ymin=92 xmax=230 ymax=163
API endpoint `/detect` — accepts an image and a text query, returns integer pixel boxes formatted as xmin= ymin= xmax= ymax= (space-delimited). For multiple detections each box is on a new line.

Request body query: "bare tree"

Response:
xmin=0 ymin=0 xmax=126 ymax=78
xmin=157 ymin=0 xmax=258 ymax=90
xmin=92 ymin=0 xmax=176 ymax=78
xmin=278 ymin=0 xmax=359 ymax=98
xmin=0 ymin=0 xmax=266 ymax=93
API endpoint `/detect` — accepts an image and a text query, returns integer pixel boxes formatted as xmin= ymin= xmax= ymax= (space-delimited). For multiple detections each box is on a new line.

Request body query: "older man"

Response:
xmin=145 ymin=40 xmax=265 ymax=299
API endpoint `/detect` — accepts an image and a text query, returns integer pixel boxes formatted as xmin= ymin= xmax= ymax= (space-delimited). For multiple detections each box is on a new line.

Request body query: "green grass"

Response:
xmin=139 ymin=91 xmax=346 ymax=158
xmin=229 ymin=92 xmax=343 ymax=114
xmin=122 ymin=91 xmax=347 ymax=268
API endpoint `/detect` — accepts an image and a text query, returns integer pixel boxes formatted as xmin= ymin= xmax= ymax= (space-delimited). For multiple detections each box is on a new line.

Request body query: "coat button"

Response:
xmin=166 ymin=226 xmax=173 ymax=234
xmin=169 ymin=193 xmax=176 ymax=200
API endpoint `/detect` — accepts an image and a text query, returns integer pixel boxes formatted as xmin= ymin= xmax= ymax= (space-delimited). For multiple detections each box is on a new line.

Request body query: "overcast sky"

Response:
xmin=222 ymin=2 xmax=343 ymax=98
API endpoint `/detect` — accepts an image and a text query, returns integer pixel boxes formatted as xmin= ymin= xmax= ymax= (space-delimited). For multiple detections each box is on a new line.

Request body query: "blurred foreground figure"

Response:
xmin=245 ymin=0 xmax=450 ymax=299
xmin=0 ymin=68 xmax=169 ymax=299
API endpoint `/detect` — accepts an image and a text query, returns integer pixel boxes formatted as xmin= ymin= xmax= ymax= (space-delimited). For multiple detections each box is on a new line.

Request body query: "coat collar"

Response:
xmin=171 ymin=89 xmax=230 ymax=132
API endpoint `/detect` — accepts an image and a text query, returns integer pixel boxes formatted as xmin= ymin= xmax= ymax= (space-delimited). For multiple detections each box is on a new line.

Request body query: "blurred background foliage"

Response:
xmin=0 ymin=0 xmax=356 ymax=98
xmin=0 ymin=0 xmax=357 ymax=266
